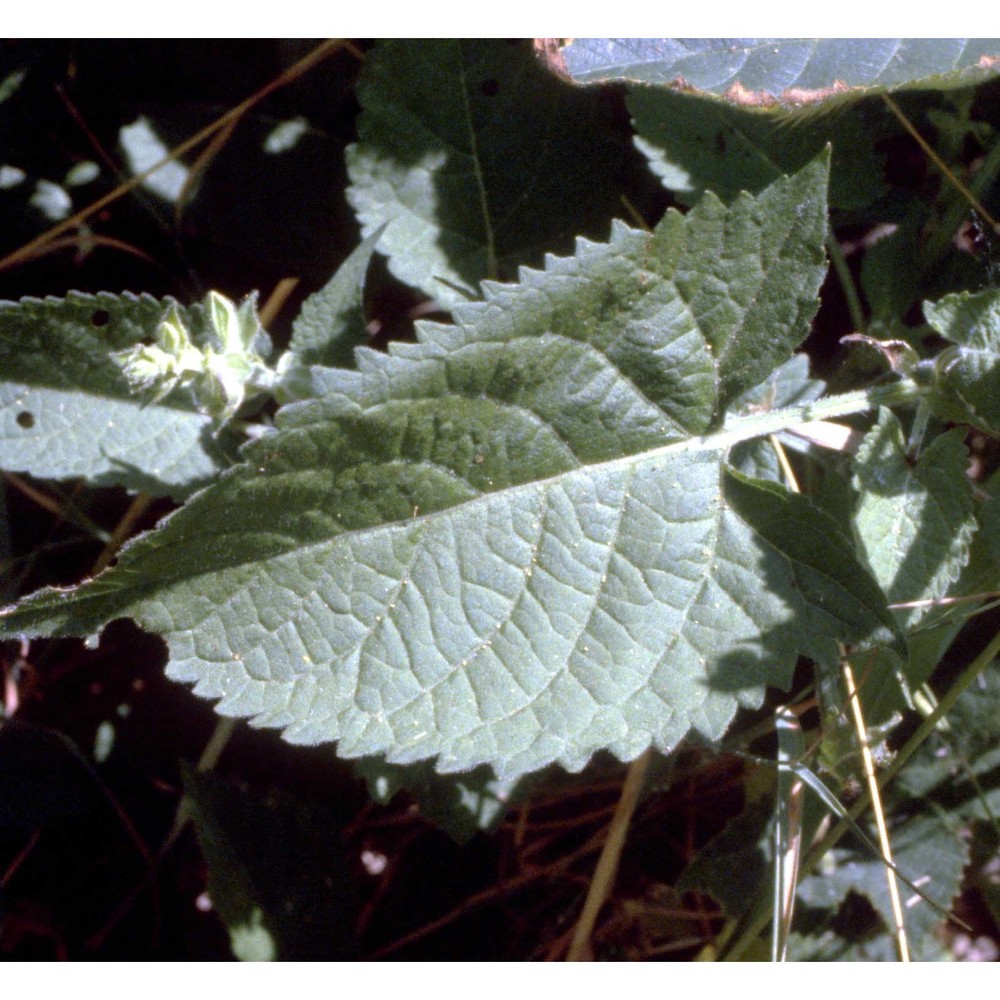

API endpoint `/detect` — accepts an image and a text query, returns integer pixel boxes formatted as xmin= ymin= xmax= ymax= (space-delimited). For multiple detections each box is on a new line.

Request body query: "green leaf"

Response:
xmin=560 ymin=39 xmax=1000 ymax=93
xmin=963 ymin=467 xmax=1000 ymax=590
xmin=855 ymin=462 xmax=1000 ymax=724
xmin=852 ymin=409 xmax=976 ymax=630
xmin=345 ymin=39 xmax=631 ymax=306
xmin=923 ymin=289 xmax=1000 ymax=435
xmin=629 ymin=86 xmax=887 ymax=209
xmin=924 ymin=285 xmax=1000 ymax=352
xmin=721 ymin=467 xmax=906 ymax=662
xmin=612 ymin=41 xmax=1000 ymax=211
xmin=0 ymin=292 xmax=232 ymax=499
xmin=791 ymin=654 xmax=1000 ymax=959
xmin=0 ymin=478 xmax=11 ymax=604
xmin=969 ymin=824 xmax=1000 ymax=945
xmin=727 ymin=354 xmax=827 ymax=483
xmin=0 ymin=158 xmax=906 ymax=781
xmin=0 ymin=67 xmax=26 ymax=105
xmin=677 ymin=795 xmax=773 ymax=915
xmin=286 ymin=226 xmax=385 ymax=370
xmin=860 ymin=212 xmax=928 ymax=324
xmin=793 ymin=811 xmax=968 ymax=960
xmin=896 ymin=665 xmax=1000 ymax=818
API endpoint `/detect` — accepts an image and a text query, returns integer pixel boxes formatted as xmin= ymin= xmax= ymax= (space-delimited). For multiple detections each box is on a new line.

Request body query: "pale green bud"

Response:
xmin=112 ymin=291 xmax=277 ymax=425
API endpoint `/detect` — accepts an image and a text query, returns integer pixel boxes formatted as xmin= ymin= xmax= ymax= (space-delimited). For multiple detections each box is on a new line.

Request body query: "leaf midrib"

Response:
xmin=3 ymin=379 xmax=907 ymax=644
xmin=456 ymin=42 xmax=497 ymax=281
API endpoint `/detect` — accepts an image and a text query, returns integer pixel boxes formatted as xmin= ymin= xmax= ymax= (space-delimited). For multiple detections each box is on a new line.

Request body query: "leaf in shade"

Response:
xmin=346 ymin=39 xmax=630 ymax=306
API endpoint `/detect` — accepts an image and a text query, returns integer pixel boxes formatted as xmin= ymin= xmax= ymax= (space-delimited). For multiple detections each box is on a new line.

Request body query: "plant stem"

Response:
xmin=711 ymin=379 xmax=922 ymax=452
xmin=566 ymin=748 xmax=653 ymax=960
xmin=826 ymin=229 xmax=867 ymax=334
xmin=883 ymin=93 xmax=1000 ymax=236
xmin=843 ymin=658 xmax=909 ymax=961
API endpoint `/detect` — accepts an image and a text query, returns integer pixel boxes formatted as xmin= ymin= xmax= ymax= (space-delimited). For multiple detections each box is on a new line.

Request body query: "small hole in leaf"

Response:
xmin=481 ymin=79 xmax=499 ymax=97
xmin=16 ymin=411 xmax=35 ymax=429
xmin=91 ymin=309 xmax=111 ymax=327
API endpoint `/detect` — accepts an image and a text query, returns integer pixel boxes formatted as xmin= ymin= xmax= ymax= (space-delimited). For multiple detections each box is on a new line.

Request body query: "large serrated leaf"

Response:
xmin=0 ymin=159 xmax=902 ymax=780
xmin=0 ymin=292 xmax=231 ymax=498
xmin=345 ymin=39 xmax=631 ymax=307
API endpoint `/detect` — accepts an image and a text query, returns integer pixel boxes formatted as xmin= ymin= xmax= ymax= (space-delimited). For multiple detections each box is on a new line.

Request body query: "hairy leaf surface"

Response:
xmin=609 ymin=40 xmax=1000 ymax=211
xmin=0 ymin=159 xmax=902 ymax=779
xmin=629 ymin=85 xmax=887 ymax=209
xmin=560 ymin=39 xmax=1000 ymax=93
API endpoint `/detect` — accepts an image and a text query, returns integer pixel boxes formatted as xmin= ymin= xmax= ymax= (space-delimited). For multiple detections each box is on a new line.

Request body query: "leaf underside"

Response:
xmin=0 ymin=156 xmax=902 ymax=780
xmin=560 ymin=38 xmax=1000 ymax=94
